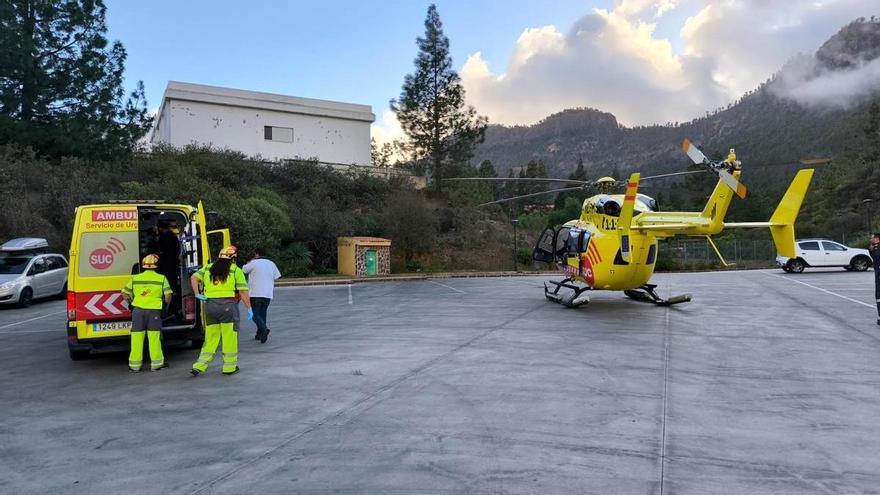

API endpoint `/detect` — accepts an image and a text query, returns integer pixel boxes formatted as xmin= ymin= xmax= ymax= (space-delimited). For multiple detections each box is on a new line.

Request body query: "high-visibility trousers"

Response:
xmin=129 ymin=330 xmax=164 ymax=371
xmin=191 ymin=322 xmax=238 ymax=373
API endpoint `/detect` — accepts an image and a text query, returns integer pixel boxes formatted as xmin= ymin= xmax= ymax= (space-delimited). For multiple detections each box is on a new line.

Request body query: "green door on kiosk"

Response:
xmin=365 ymin=250 xmax=378 ymax=276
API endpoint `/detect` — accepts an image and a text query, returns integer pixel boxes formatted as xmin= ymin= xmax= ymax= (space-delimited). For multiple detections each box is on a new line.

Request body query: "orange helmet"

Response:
xmin=219 ymin=245 xmax=238 ymax=259
xmin=142 ymin=254 xmax=159 ymax=269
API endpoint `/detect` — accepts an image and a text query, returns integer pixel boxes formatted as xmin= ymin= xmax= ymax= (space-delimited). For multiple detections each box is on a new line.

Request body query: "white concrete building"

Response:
xmin=150 ymin=81 xmax=375 ymax=165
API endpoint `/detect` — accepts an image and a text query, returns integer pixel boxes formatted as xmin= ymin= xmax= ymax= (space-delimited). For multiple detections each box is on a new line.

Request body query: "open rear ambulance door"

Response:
xmin=207 ymin=229 xmax=231 ymax=258
xmin=195 ymin=202 xmax=212 ymax=263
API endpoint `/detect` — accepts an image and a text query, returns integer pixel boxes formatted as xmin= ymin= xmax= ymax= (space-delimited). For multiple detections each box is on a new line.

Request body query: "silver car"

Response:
xmin=0 ymin=238 xmax=69 ymax=307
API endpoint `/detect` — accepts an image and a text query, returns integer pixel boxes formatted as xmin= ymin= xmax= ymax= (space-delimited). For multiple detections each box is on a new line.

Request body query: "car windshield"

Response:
xmin=0 ymin=256 xmax=31 ymax=274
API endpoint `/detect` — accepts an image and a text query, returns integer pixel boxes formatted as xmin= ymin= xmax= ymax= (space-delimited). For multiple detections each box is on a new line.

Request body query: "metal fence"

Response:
xmin=658 ymin=238 xmax=779 ymax=268
xmin=656 ymin=236 xmax=856 ymax=269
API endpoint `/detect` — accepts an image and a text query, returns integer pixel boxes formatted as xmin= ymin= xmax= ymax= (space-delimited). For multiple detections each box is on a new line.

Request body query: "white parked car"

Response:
xmin=776 ymin=239 xmax=873 ymax=273
xmin=0 ymin=238 xmax=69 ymax=307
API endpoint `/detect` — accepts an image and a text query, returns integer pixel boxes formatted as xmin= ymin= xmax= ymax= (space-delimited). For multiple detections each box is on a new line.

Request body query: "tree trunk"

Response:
xmin=20 ymin=0 xmax=36 ymax=121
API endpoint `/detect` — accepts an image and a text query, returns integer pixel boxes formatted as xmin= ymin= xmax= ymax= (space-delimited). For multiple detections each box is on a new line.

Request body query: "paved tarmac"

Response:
xmin=1 ymin=268 xmax=879 ymax=494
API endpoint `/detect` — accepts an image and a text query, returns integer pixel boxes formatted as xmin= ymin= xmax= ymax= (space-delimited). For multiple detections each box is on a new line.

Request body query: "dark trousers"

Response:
xmin=251 ymin=297 xmax=271 ymax=333
xmin=875 ymin=274 xmax=880 ymax=317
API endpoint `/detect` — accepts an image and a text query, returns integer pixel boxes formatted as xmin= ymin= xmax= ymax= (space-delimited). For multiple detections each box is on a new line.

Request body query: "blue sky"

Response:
xmin=105 ymin=1 xmax=875 ymax=133
xmin=106 ymin=0 xmax=610 ymax=117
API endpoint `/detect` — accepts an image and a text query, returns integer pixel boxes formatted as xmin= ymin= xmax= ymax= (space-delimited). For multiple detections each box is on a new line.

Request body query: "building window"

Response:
xmin=263 ymin=125 xmax=293 ymax=143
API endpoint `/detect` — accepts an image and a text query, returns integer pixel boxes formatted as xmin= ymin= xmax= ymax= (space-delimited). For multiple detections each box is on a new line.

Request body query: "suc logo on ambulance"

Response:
xmin=88 ymin=237 xmax=127 ymax=270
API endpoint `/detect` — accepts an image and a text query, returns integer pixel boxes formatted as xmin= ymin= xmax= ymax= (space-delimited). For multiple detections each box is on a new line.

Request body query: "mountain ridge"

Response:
xmin=473 ymin=19 xmax=880 ymax=184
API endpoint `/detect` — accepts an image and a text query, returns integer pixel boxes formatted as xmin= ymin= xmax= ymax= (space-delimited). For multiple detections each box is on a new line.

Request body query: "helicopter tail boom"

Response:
xmin=723 ymin=169 xmax=814 ymax=258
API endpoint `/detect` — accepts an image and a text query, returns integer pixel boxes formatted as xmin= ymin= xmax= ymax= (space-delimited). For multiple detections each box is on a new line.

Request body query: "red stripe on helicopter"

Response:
xmin=588 ymin=242 xmax=602 ymax=263
xmin=624 ymin=194 xmax=636 ymax=201
xmin=627 ymin=182 xmax=637 ymax=188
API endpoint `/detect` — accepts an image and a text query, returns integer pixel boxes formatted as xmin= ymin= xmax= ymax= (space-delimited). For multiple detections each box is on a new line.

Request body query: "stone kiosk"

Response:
xmin=337 ymin=237 xmax=391 ymax=277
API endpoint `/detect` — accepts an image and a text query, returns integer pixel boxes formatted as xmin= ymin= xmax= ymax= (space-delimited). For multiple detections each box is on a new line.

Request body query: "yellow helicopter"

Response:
xmin=447 ymin=140 xmax=816 ymax=307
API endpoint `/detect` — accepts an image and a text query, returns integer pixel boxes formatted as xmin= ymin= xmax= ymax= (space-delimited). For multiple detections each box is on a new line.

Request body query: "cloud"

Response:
xmin=460 ymin=0 xmax=875 ymax=126
xmin=773 ymin=54 xmax=880 ymax=107
xmin=370 ymin=109 xmax=404 ymax=146
xmin=370 ymin=110 xmax=407 ymax=162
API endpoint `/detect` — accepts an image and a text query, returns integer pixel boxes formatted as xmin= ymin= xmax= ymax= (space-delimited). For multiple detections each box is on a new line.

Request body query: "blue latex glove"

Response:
xmin=247 ymin=308 xmax=254 ymax=320
xmin=195 ymin=294 xmax=207 ymax=301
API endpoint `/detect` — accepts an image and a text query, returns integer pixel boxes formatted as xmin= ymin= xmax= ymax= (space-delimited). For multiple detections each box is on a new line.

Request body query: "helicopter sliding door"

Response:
xmin=532 ymin=227 xmax=557 ymax=263
xmin=532 ymin=226 xmax=589 ymax=267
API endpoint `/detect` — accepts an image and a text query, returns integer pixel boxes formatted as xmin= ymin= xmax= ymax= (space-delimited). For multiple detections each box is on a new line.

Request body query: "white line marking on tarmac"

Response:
xmin=763 ymin=272 xmax=874 ymax=308
xmin=429 ymin=280 xmax=466 ymax=294
xmin=0 ymin=310 xmax=65 ymax=330
xmin=348 ymin=284 xmax=353 ymax=305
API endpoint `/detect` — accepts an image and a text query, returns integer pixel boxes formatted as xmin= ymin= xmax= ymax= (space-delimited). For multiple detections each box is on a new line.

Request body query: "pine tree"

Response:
xmin=390 ymin=4 xmax=487 ymax=191
xmin=554 ymin=159 xmax=588 ymax=209
xmin=0 ymin=0 xmax=150 ymax=159
xmin=477 ymin=159 xmax=498 ymax=201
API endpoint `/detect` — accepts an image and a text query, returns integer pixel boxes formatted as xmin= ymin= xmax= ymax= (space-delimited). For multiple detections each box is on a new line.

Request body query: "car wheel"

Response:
xmin=851 ymin=257 xmax=871 ymax=272
xmin=69 ymin=348 xmax=90 ymax=361
xmin=787 ymin=259 xmax=806 ymax=273
xmin=17 ymin=287 xmax=33 ymax=308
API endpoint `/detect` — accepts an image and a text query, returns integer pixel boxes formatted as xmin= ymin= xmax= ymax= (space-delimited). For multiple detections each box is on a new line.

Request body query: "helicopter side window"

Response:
xmin=566 ymin=228 xmax=590 ymax=255
xmin=555 ymin=227 xmax=572 ymax=255
xmin=638 ymin=194 xmax=659 ymax=212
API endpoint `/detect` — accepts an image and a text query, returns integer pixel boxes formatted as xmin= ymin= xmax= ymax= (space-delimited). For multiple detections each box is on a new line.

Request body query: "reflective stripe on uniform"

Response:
xmin=126 ymin=270 xmax=173 ymax=310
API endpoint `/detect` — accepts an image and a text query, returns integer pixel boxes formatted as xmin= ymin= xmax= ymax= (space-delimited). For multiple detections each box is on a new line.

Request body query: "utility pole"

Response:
xmin=511 ymin=218 xmax=519 ymax=272
xmin=862 ymin=198 xmax=874 ymax=237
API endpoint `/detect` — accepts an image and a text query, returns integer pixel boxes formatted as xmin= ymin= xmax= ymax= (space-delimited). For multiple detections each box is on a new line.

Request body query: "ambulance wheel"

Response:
xmin=69 ymin=348 xmax=90 ymax=361
xmin=17 ymin=287 xmax=33 ymax=308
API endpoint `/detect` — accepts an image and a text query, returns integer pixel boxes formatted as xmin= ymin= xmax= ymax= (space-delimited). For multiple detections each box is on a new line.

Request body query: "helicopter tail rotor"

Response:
xmin=682 ymin=139 xmax=748 ymax=199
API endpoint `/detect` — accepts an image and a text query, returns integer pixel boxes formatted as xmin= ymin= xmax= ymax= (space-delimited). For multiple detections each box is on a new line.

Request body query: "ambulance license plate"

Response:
xmin=92 ymin=321 xmax=131 ymax=332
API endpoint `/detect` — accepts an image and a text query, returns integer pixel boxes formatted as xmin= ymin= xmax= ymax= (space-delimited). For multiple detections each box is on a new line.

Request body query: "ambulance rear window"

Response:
xmin=78 ymin=232 xmax=139 ymax=277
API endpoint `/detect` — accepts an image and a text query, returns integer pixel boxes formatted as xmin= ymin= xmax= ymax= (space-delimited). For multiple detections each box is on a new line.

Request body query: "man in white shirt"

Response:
xmin=243 ymin=248 xmax=281 ymax=343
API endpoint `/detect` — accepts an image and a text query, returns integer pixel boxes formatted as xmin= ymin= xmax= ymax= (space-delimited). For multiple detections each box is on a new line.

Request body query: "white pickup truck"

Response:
xmin=776 ymin=239 xmax=872 ymax=273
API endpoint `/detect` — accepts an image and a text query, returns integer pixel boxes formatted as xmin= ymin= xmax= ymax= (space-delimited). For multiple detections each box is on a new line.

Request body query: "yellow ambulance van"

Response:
xmin=66 ymin=201 xmax=230 ymax=360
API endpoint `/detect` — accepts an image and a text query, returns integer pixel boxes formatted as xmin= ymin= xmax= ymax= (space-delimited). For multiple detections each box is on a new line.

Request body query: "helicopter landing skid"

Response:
xmin=624 ymin=284 xmax=691 ymax=306
xmin=544 ymin=278 xmax=591 ymax=308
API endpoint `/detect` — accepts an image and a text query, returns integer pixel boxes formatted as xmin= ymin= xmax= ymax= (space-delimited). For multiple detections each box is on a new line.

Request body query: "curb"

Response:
xmin=275 ymin=271 xmax=556 ymax=287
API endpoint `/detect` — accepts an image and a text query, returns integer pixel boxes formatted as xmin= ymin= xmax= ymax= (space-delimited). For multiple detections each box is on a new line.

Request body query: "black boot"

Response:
xmin=260 ymin=328 xmax=270 ymax=344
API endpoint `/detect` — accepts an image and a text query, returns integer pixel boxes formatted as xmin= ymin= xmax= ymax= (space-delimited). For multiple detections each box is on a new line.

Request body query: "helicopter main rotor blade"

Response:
xmin=443 ymin=177 xmax=590 ymax=185
xmin=478 ymin=186 xmax=585 ymax=207
xmin=639 ymin=170 xmax=707 ymax=181
xmin=798 ymin=158 xmax=832 ymax=165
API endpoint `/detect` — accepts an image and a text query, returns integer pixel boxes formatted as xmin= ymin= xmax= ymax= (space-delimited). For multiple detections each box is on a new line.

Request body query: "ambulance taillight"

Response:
xmin=183 ymin=295 xmax=196 ymax=321
xmin=66 ymin=291 xmax=77 ymax=320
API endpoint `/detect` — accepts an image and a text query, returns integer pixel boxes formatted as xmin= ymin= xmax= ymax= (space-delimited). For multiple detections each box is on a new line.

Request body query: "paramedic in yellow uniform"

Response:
xmin=190 ymin=245 xmax=253 ymax=376
xmin=121 ymin=254 xmax=173 ymax=372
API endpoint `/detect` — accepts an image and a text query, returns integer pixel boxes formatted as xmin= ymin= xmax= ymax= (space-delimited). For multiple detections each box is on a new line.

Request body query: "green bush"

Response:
xmin=274 ymin=242 xmax=312 ymax=277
